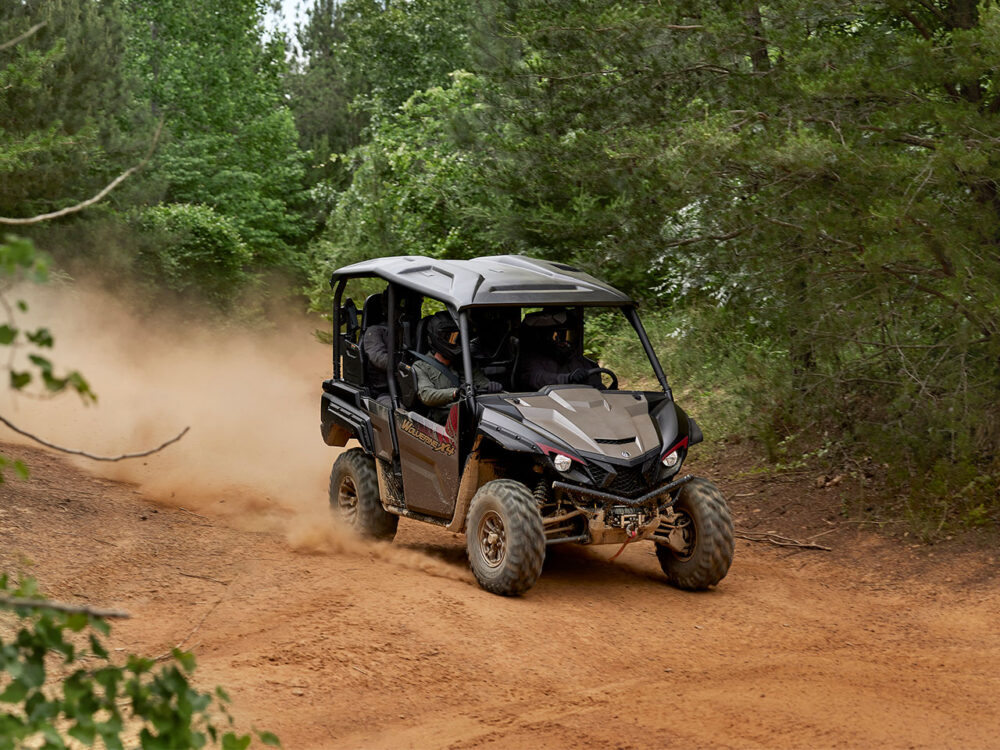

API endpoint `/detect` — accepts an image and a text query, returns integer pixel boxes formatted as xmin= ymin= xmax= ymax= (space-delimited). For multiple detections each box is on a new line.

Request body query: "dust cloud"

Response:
xmin=0 ymin=280 xmax=377 ymax=558
xmin=288 ymin=523 xmax=473 ymax=583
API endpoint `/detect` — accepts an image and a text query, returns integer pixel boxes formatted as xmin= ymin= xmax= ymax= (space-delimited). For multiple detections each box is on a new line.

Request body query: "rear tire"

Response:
xmin=329 ymin=448 xmax=398 ymax=541
xmin=466 ymin=479 xmax=545 ymax=596
xmin=655 ymin=477 xmax=733 ymax=590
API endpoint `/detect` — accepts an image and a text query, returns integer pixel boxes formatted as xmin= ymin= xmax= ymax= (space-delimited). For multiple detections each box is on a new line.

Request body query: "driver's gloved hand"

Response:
xmin=569 ymin=368 xmax=590 ymax=383
xmin=486 ymin=380 xmax=504 ymax=394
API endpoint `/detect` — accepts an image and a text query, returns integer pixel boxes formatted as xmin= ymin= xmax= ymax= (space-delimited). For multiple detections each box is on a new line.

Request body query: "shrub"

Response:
xmin=0 ymin=575 xmax=279 ymax=749
xmin=134 ymin=204 xmax=254 ymax=308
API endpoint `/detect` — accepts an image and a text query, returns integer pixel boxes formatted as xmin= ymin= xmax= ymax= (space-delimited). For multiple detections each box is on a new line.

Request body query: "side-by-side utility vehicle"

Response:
xmin=320 ymin=255 xmax=734 ymax=595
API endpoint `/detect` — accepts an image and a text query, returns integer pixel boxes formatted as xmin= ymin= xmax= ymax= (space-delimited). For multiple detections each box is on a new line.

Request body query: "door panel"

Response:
xmin=366 ymin=397 xmax=394 ymax=463
xmin=396 ymin=407 xmax=460 ymax=518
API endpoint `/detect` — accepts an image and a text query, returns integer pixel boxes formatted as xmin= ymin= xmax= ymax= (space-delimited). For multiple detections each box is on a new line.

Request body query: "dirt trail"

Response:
xmin=3 ymin=441 xmax=998 ymax=749
xmin=2 ymin=286 xmax=999 ymax=748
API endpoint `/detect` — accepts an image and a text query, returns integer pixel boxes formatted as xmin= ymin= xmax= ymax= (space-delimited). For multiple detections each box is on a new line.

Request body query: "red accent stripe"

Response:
xmin=537 ymin=443 xmax=582 ymax=464
xmin=661 ymin=436 xmax=688 ymax=461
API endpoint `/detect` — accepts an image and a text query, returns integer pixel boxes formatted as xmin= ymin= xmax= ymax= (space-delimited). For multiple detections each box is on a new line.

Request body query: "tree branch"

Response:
xmin=0 ymin=594 xmax=130 ymax=619
xmin=0 ymin=22 xmax=46 ymax=52
xmin=0 ymin=118 xmax=164 ymax=226
xmin=734 ymin=531 xmax=831 ymax=551
xmin=880 ymin=264 xmax=995 ymax=337
xmin=0 ymin=414 xmax=189 ymax=461
xmin=661 ymin=228 xmax=746 ymax=248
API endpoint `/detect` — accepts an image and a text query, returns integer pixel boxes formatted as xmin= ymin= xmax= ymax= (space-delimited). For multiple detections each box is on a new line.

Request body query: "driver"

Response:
xmin=413 ymin=311 xmax=503 ymax=422
xmin=516 ymin=308 xmax=604 ymax=391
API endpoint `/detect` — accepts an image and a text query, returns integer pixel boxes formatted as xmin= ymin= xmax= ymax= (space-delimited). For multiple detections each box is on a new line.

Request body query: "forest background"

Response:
xmin=2 ymin=0 xmax=999 ymax=534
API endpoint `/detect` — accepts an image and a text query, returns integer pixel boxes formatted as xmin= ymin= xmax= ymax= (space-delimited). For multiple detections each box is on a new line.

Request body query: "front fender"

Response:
xmin=477 ymin=408 xmax=543 ymax=455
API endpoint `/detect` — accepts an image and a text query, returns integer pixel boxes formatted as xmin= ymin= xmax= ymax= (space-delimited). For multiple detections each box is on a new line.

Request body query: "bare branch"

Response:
xmin=803 ymin=329 xmax=991 ymax=350
xmin=0 ymin=118 xmax=164 ymax=226
xmin=734 ymin=531 xmax=831 ymax=551
xmin=764 ymin=217 xmax=860 ymax=249
xmin=661 ymin=228 xmax=746 ymax=248
xmin=880 ymin=263 xmax=996 ymax=337
xmin=0 ymin=22 xmax=46 ymax=52
xmin=0 ymin=414 xmax=189 ymax=461
xmin=0 ymin=594 xmax=130 ymax=619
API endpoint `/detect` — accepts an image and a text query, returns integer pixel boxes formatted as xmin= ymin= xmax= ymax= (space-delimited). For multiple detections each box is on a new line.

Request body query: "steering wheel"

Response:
xmin=585 ymin=367 xmax=619 ymax=391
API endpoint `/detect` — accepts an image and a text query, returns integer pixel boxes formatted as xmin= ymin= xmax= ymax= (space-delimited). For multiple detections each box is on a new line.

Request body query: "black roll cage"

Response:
xmin=332 ymin=277 xmax=673 ymax=407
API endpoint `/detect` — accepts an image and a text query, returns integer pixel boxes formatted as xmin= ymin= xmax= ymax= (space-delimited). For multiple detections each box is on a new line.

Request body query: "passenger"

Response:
xmin=361 ymin=291 xmax=391 ymax=403
xmin=516 ymin=308 xmax=604 ymax=391
xmin=413 ymin=311 xmax=503 ymax=422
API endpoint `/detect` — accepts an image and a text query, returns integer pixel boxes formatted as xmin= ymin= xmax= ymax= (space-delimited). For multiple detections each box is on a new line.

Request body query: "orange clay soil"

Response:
xmin=2 ymin=439 xmax=998 ymax=750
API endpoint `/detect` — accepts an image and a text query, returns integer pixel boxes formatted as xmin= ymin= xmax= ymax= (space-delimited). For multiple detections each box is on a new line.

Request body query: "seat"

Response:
xmin=359 ymin=293 xmax=388 ymax=397
xmin=415 ymin=315 xmax=431 ymax=354
xmin=396 ymin=357 xmax=420 ymax=411
xmin=361 ymin=293 xmax=384 ymax=329
xmin=340 ymin=298 xmax=363 ymax=387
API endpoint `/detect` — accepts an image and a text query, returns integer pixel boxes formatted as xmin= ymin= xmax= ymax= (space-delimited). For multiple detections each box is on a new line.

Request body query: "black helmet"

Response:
xmin=522 ymin=307 xmax=578 ymax=359
xmin=427 ymin=311 xmax=462 ymax=360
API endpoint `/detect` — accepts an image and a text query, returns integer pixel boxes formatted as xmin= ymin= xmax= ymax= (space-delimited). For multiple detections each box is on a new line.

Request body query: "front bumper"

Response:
xmin=552 ymin=474 xmax=692 ymax=507
xmin=548 ymin=475 xmax=693 ymax=546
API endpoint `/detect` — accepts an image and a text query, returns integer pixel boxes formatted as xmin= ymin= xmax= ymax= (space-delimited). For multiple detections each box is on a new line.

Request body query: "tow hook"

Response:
xmin=609 ymin=522 xmax=640 ymax=562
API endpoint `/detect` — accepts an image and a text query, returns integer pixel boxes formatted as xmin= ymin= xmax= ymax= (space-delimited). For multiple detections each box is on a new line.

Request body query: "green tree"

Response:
xmin=135 ymin=204 xmax=254 ymax=307
xmin=288 ymin=0 xmax=365 ymax=195
xmin=310 ymin=0 xmax=1000 ymax=520
xmin=0 ymin=0 xmax=145 ymax=221
xmin=126 ymin=0 xmax=311 ymax=271
xmin=288 ymin=0 xmax=474 ymax=230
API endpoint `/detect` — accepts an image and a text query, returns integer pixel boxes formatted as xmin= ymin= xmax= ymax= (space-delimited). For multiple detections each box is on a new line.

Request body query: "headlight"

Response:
xmin=553 ymin=453 xmax=572 ymax=472
xmin=661 ymin=437 xmax=689 ymax=468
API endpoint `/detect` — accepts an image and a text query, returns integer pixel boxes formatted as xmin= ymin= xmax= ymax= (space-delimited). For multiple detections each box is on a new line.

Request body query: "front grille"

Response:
xmin=606 ymin=466 xmax=648 ymax=497
xmin=588 ymin=464 xmax=649 ymax=498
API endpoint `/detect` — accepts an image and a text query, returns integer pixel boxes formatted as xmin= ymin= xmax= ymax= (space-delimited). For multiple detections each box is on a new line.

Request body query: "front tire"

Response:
xmin=466 ymin=479 xmax=545 ymax=596
xmin=329 ymin=448 xmax=398 ymax=541
xmin=655 ymin=477 xmax=734 ymax=590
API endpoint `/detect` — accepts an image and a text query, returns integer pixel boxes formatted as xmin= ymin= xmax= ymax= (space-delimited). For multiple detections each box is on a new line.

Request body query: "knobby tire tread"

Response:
xmin=656 ymin=477 xmax=734 ymax=590
xmin=467 ymin=479 xmax=545 ymax=596
xmin=330 ymin=448 xmax=398 ymax=541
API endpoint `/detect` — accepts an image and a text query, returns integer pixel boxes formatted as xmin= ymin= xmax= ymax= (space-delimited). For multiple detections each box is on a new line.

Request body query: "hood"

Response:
xmin=504 ymin=386 xmax=661 ymax=460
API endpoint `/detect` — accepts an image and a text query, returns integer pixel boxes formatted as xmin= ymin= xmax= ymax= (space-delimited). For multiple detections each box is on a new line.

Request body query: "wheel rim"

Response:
xmin=668 ymin=510 xmax=696 ymax=561
xmin=338 ymin=475 xmax=359 ymax=524
xmin=477 ymin=510 xmax=506 ymax=568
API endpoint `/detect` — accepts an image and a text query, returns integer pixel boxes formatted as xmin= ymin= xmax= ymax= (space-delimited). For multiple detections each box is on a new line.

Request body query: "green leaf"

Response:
xmin=66 ymin=613 xmax=88 ymax=632
xmin=67 ymin=722 xmax=96 ymax=746
xmin=221 ymin=733 xmax=251 ymax=750
xmin=21 ymin=659 xmax=45 ymax=688
xmin=28 ymin=354 xmax=53 ymax=372
xmin=0 ymin=679 xmax=29 ymax=703
xmin=256 ymin=730 xmax=281 ymax=747
xmin=0 ymin=325 xmax=17 ymax=346
xmin=89 ymin=634 xmax=109 ymax=660
xmin=39 ymin=721 xmax=67 ymax=749
xmin=26 ymin=328 xmax=54 ymax=348
xmin=13 ymin=461 xmax=29 ymax=480
xmin=172 ymin=648 xmax=196 ymax=674
xmin=10 ymin=371 xmax=31 ymax=390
